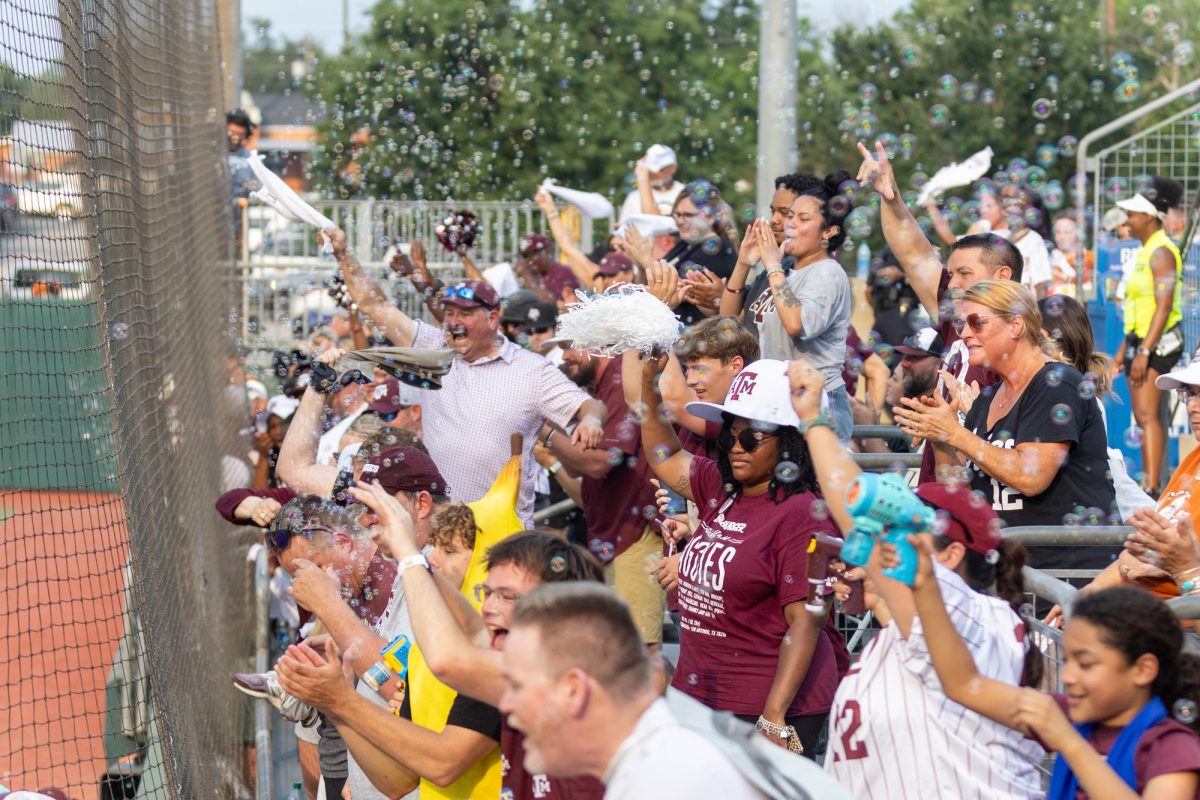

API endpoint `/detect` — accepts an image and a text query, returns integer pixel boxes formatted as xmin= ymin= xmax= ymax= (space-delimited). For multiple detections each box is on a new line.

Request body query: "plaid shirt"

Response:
xmin=412 ymin=320 xmax=589 ymax=524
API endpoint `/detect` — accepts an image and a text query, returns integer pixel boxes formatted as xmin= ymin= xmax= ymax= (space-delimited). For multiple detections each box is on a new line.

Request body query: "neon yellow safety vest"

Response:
xmin=1124 ymin=228 xmax=1182 ymax=338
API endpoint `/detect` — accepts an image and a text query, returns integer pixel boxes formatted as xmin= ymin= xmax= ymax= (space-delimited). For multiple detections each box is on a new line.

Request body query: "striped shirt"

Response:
xmin=826 ymin=564 xmax=1044 ymax=800
xmin=411 ymin=321 xmax=590 ymax=524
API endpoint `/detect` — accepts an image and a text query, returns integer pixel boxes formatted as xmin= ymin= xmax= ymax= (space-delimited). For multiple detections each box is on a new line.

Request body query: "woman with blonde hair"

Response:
xmin=894 ymin=280 xmax=1117 ymax=571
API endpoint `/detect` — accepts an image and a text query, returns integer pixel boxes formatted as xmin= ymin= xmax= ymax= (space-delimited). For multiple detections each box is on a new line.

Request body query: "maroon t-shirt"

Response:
xmin=918 ymin=269 xmax=999 ymax=484
xmin=669 ymin=420 xmax=720 ymax=613
xmin=579 ymin=361 xmax=658 ymax=561
xmin=842 ymin=326 xmax=873 ymax=397
xmin=500 ymin=721 xmax=605 ymax=800
xmin=1043 ymin=694 xmax=1200 ymax=798
xmin=541 ymin=262 xmax=580 ymax=303
xmin=671 ymin=457 xmax=841 ymax=717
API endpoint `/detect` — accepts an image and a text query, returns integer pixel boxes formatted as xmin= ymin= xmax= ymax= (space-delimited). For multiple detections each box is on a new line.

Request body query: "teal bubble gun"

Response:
xmin=841 ymin=472 xmax=936 ymax=586
xmin=361 ymin=633 xmax=412 ymax=704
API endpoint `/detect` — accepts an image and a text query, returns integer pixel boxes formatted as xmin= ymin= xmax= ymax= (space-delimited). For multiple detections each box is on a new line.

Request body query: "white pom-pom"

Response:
xmin=554 ymin=284 xmax=682 ymax=357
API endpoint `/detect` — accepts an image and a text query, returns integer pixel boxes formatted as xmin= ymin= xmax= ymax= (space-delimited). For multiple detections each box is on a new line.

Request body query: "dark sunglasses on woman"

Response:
xmin=717 ymin=427 xmax=777 ymax=454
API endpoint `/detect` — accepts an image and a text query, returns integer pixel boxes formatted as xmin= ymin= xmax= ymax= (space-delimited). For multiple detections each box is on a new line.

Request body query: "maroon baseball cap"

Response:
xmin=595 ymin=251 xmax=633 ymax=276
xmin=441 ymin=279 xmax=500 ymax=310
xmin=915 ymin=483 xmax=1001 ymax=555
xmin=360 ymin=445 xmax=448 ymax=495
xmin=520 ymin=232 xmax=551 ymax=257
xmin=367 ymin=378 xmax=420 ymax=415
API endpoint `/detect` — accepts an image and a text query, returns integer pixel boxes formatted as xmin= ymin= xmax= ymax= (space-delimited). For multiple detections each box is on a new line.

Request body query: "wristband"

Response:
xmin=724 ymin=284 xmax=746 ymax=294
xmin=797 ymin=414 xmax=834 ymax=435
xmin=767 ymin=266 xmax=785 ymax=276
xmin=548 ymin=461 xmax=562 ymax=475
xmin=756 ymin=716 xmax=804 ymax=754
xmin=397 ymin=552 xmax=430 ymax=577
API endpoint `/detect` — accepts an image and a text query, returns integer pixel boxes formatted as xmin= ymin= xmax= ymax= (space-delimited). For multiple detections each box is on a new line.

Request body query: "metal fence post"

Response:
xmin=254 ymin=546 xmax=272 ymax=800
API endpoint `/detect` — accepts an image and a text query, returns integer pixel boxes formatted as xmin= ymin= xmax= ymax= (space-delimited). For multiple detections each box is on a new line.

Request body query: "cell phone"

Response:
xmin=660 ymin=487 xmax=687 ymax=517
xmin=254 ymin=410 xmax=267 ymax=434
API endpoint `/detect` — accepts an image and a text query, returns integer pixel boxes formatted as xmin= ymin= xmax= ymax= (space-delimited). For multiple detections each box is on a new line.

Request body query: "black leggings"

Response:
xmin=322 ymin=776 xmax=345 ymax=799
xmin=735 ymin=712 xmax=829 ymax=762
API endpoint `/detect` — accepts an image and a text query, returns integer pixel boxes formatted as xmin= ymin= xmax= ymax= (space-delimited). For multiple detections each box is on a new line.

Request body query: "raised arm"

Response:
xmin=350 ymin=481 xmax=506 ymax=706
xmin=275 ymin=350 xmax=345 ymax=496
xmin=635 ymin=160 xmax=658 ymax=216
xmin=907 ymin=537 xmax=1025 ymax=724
xmin=759 ymin=223 xmax=805 ymax=338
xmin=719 ymin=219 xmax=762 ymax=317
xmin=327 ymin=228 xmax=416 ymax=345
xmin=856 ymin=142 xmax=943 ymax=316
xmin=638 ymin=353 xmax=695 ymax=501
xmin=536 ymin=188 xmax=599 ymax=288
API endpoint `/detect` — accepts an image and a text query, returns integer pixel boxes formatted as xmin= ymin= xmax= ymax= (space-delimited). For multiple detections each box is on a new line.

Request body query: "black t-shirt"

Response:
xmin=963 ymin=363 xmax=1118 ymax=571
xmin=398 ymin=692 xmax=502 ymax=741
xmin=663 ymin=236 xmax=738 ymax=325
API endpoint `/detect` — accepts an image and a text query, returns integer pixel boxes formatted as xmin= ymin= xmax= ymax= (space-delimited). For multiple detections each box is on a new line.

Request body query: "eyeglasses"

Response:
xmin=717 ymin=427 xmax=777 ymax=454
xmin=951 ymin=313 xmax=1005 ymax=334
xmin=266 ymin=526 xmax=328 ymax=554
xmin=473 ymin=583 xmax=523 ymax=604
xmin=1176 ymin=386 xmax=1200 ymax=405
xmin=671 ymin=210 xmax=700 ymax=220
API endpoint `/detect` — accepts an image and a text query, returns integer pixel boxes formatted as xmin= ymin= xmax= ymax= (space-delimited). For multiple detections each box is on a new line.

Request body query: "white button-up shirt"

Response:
xmin=412 ymin=320 xmax=590 ymax=524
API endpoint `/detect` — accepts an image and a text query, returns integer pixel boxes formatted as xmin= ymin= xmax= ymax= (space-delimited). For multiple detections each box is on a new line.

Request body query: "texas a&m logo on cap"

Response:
xmin=728 ymin=371 xmax=758 ymax=401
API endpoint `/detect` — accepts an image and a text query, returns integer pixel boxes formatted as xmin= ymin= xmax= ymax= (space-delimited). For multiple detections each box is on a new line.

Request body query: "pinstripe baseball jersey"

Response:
xmin=826 ymin=564 xmax=1045 ymax=799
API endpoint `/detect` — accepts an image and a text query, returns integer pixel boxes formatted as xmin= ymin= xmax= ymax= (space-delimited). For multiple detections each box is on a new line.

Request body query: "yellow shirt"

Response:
xmin=1123 ymin=229 xmax=1182 ymax=337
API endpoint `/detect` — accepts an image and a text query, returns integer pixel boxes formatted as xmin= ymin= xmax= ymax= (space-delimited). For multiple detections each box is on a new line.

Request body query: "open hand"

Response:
xmin=275 ymin=639 xmax=355 ymax=712
xmin=348 ymin=479 xmax=421 ymax=560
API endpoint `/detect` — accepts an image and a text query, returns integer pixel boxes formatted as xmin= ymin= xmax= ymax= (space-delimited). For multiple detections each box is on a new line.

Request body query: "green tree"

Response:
xmin=305 ymin=0 xmax=772 ymax=202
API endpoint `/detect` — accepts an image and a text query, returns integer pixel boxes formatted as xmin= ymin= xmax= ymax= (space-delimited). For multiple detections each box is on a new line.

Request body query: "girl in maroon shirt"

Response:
xmin=909 ymin=545 xmax=1200 ymax=800
xmin=639 ymin=354 xmax=842 ymax=758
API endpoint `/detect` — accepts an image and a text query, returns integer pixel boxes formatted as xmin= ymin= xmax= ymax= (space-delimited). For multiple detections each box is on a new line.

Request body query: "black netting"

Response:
xmin=1 ymin=1 xmax=251 ymax=797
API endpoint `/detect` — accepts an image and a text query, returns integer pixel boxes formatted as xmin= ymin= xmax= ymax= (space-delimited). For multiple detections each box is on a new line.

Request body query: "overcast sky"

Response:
xmin=242 ymin=0 xmax=912 ymax=52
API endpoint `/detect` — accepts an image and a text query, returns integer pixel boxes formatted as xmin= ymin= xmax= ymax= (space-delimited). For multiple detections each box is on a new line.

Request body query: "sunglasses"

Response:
xmin=951 ymin=313 xmax=1005 ymax=334
xmin=717 ymin=427 xmax=777 ymax=454
xmin=443 ymin=284 xmax=479 ymax=302
xmin=266 ymin=526 xmax=328 ymax=554
xmin=1177 ymin=386 xmax=1200 ymax=404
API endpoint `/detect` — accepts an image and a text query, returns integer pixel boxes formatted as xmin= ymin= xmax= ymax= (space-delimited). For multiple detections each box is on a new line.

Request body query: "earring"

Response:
xmin=821 ymin=238 xmax=830 ymax=250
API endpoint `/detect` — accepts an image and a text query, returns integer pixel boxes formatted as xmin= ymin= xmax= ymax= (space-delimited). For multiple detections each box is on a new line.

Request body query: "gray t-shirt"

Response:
xmin=346 ymin=575 xmax=418 ymax=800
xmin=744 ymin=257 xmax=851 ymax=391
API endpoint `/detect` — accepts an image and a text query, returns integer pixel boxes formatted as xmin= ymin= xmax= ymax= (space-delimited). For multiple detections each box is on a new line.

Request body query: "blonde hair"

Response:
xmin=961 ymin=280 xmax=1058 ymax=358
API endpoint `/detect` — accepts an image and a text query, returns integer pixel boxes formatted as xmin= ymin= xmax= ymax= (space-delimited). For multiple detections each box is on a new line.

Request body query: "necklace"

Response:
xmin=993 ymin=355 xmax=1044 ymax=411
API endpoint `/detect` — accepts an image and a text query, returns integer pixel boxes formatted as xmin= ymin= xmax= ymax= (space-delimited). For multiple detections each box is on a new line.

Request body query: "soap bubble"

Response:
xmin=1174 ymin=699 xmax=1198 ymax=725
xmin=960 ymin=81 xmax=979 ymax=103
xmin=774 ymin=461 xmax=800 ymax=483
xmin=111 ymin=322 xmax=129 ymax=340
xmin=929 ymin=104 xmax=950 ymax=127
xmin=1035 ymin=144 xmax=1058 ymax=168
xmin=847 ymin=207 xmax=873 ymax=238
xmin=549 ymin=555 xmax=566 ymax=573
xmin=1174 ymin=41 xmax=1195 ymax=66
xmin=858 ymin=82 xmax=878 ymax=104
xmin=1030 ymin=98 xmax=1054 ymax=120
xmin=1123 ymin=426 xmax=1143 ymax=448
xmin=985 ymin=549 xmax=1000 ymax=565
xmin=1142 ymin=4 xmax=1161 ymax=24
xmin=937 ymin=74 xmax=959 ymax=98
xmin=900 ymin=45 xmax=920 ymax=66
xmin=1114 ymin=78 xmax=1141 ymax=103
xmin=898 ymin=133 xmax=918 ymax=158
xmin=1110 ymin=52 xmax=1135 ymax=76
xmin=1050 ymin=404 xmax=1072 ymax=425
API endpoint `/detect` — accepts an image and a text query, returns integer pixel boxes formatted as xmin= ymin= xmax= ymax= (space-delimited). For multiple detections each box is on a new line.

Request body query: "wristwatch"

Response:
xmin=397 ymin=552 xmax=430 ymax=577
xmin=1136 ymin=345 xmax=1152 ymax=356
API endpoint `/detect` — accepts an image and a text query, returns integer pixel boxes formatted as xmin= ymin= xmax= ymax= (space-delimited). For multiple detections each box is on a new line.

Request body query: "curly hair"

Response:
xmin=776 ymin=171 xmax=855 ymax=251
xmin=714 ymin=417 xmax=819 ymax=503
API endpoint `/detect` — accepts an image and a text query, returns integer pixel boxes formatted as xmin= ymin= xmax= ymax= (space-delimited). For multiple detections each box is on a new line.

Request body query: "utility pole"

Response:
xmin=755 ymin=0 xmax=798 ymax=214
xmin=343 ymin=0 xmax=351 ymax=50
xmin=218 ymin=0 xmax=241 ymax=110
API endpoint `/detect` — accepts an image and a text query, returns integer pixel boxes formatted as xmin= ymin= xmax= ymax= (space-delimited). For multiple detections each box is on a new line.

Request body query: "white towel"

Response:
xmin=916 ymin=146 xmax=994 ymax=205
xmin=540 ymin=179 xmax=615 ymax=219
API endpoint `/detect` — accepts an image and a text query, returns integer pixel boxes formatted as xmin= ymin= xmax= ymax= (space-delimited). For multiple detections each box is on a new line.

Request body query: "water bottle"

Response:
xmin=285 ymin=782 xmax=302 ymax=800
xmin=855 ymin=241 xmax=871 ymax=282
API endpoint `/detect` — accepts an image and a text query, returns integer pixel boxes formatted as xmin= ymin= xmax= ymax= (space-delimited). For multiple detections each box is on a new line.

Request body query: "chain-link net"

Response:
xmin=1 ymin=1 xmax=253 ymax=797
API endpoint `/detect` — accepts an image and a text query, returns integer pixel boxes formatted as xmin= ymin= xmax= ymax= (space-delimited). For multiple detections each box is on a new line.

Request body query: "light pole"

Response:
xmin=756 ymin=0 xmax=798 ymax=213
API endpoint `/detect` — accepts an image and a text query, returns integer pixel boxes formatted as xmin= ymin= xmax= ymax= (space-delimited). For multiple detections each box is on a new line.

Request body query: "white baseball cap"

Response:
xmin=1115 ymin=193 xmax=1164 ymax=220
xmin=686 ymin=359 xmax=809 ymax=429
xmin=644 ymin=144 xmax=677 ymax=172
xmin=1156 ymin=351 xmax=1200 ymax=390
xmin=266 ymin=394 xmax=300 ymax=420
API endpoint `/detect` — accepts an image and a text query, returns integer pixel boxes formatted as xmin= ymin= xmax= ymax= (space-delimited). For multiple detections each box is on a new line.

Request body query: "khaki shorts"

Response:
xmin=604 ymin=525 xmax=667 ymax=645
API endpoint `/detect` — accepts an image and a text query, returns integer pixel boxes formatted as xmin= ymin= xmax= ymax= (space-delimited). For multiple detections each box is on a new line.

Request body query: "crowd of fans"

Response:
xmin=213 ymin=135 xmax=1200 ymax=800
